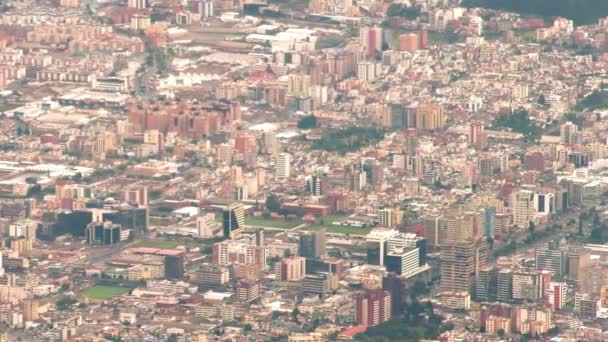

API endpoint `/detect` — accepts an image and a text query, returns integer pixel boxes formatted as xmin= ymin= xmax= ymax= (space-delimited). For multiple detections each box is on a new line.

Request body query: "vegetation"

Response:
xmin=297 ymin=115 xmax=318 ymax=129
xmin=245 ymin=218 xmax=300 ymax=229
xmin=575 ymin=90 xmax=608 ymax=111
xmin=56 ymin=296 xmax=77 ymax=310
xmin=493 ymin=109 xmax=540 ymax=140
xmin=311 ymin=127 xmax=385 ymax=154
xmin=386 ymin=4 xmax=422 ymax=19
xmin=265 ymin=194 xmax=281 ymax=213
xmin=463 ymin=0 xmax=608 ymax=24
xmin=81 ymin=285 xmax=130 ymax=300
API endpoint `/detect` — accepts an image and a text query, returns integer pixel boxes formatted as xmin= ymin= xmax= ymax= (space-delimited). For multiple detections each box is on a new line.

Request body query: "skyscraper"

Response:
xmin=275 ymin=153 xmax=292 ymax=178
xmin=440 ymin=240 xmax=488 ymax=294
xmin=299 ymin=230 xmax=326 ymax=259
xmin=355 ymin=289 xmax=392 ymax=326
xmin=223 ymin=203 xmax=245 ymax=238
xmin=359 ymin=26 xmax=383 ymax=58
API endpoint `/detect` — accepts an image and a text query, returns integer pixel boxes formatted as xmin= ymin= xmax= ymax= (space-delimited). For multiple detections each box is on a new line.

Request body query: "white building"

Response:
xmin=275 ymin=153 xmax=292 ymax=178
xmin=196 ymin=213 xmax=218 ymax=238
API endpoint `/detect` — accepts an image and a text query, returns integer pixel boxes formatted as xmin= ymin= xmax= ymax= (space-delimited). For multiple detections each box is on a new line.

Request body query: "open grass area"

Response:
xmin=132 ymin=240 xmax=179 ymax=249
xmin=245 ymin=218 xmax=300 ymax=229
xmin=81 ymin=285 xmax=130 ymax=300
xmin=304 ymin=224 xmax=371 ymax=235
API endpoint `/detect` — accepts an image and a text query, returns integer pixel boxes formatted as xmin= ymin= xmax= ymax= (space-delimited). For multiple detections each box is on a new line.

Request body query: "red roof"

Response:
xmin=338 ymin=325 xmax=368 ymax=338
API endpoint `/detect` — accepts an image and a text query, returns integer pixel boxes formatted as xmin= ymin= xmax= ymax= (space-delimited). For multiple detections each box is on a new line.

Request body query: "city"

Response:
xmin=0 ymin=0 xmax=606 ymax=341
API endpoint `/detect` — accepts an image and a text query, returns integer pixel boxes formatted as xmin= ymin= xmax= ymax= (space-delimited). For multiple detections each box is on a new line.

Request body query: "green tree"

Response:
xmin=497 ymin=328 xmax=505 ymax=337
xmin=297 ymin=115 xmax=317 ymax=129
xmin=266 ymin=194 xmax=281 ymax=213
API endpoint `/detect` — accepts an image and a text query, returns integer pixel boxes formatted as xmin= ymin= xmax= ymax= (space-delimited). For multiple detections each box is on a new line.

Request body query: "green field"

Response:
xmin=132 ymin=240 xmax=179 ymax=249
xmin=245 ymin=218 xmax=300 ymax=229
xmin=81 ymin=285 xmax=130 ymax=300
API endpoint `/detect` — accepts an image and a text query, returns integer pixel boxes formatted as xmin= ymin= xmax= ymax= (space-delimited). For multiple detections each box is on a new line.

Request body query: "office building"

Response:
xmin=568 ymin=247 xmax=590 ymax=287
xmin=302 ymin=272 xmax=338 ymax=298
xmin=354 ymin=289 xmax=391 ymax=326
xmin=85 ymin=221 xmax=124 ymax=245
xmin=548 ymin=282 xmax=567 ymax=311
xmin=365 ymin=228 xmax=401 ymax=266
xmin=275 ymin=153 xmax=292 ymax=178
xmin=497 ymin=269 xmax=513 ymax=303
xmin=383 ymin=274 xmax=404 ymax=316
xmin=476 ymin=267 xmax=498 ymax=302
xmin=223 ymin=203 xmax=245 ymax=238
xmin=299 ymin=231 xmax=326 ymax=259
xmin=275 ymin=256 xmax=306 ymax=281
xmin=512 ymin=271 xmax=541 ymax=302
xmin=440 ymin=240 xmax=488 ymax=294
xmin=377 ymin=208 xmax=393 ymax=228
xmin=535 ymin=241 xmax=567 ymax=279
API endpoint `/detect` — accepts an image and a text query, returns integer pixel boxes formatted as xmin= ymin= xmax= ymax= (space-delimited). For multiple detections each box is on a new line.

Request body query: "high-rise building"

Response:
xmin=496 ymin=269 xmax=513 ymax=303
xmin=511 ymin=189 xmax=535 ymax=229
xmin=275 ymin=256 xmax=306 ymax=281
xmin=382 ymin=274 xmax=404 ymax=316
xmin=399 ymin=33 xmax=419 ymax=53
xmin=548 ymin=282 xmax=567 ymax=311
xmin=195 ymin=264 xmax=230 ymax=287
xmin=275 ymin=153 xmax=292 ymax=178
xmin=560 ymin=121 xmax=578 ymax=145
xmin=440 ymin=240 xmax=488 ymax=294
xmin=288 ymin=74 xmax=311 ymax=97
xmin=512 ymin=271 xmax=542 ymax=301
xmin=22 ymin=298 xmax=39 ymax=321
xmin=469 ymin=121 xmax=487 ymax=149
xmin=196 ymin=213 xmax=219 ymax=238
xmin=414 ymin=104 xmax=445 ymax=130
xmin=377 ymin=208 xmax=393 ymax=228
xmin=357 ymin=61 xmax=381 ymax=82
xmin=236 ymin=279 xmax=261 ymax=302
xmin=212 ymin=239 xmax=266 ymax=267
xmin=365 ymin=228 xmax=401 ymax=266
xmin=359 ymin=26 xmax=383 ymax=58
xmin=568 ymin=247 xmax=590 ymax=287
xmin=476 ymin=266 xmax=498 ymax=302
xmin=122 ymin=185 xmax=148 ymax=207
xmin=535 ymin=241 xmax=567 ymax=279
xmin=354 ymin=289 xmax=392 ymax=326
xmin=85 ymin=221 xmax=123 ymax=245
xmin=222 ymin=203 xmax=245 ymax=238
xmin=299 ymin=231 xmax=326 ymax=259
xmin=128 ymin=0 xmax=147 ymax=9
xmin=305 ymin=175 xmax=326 ymax=196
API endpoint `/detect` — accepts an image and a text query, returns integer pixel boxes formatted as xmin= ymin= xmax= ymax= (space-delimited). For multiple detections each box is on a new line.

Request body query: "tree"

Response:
xmin=266 ymin=194 xmax=281 ymax=213
xmin=297 ymin=115 xmax=317 ymax=129
xmin=497 ymin=328 xmax=505 ymax=337
xmin=56 ymin=296 xmax=77 ymax=310
xmin=528 ymin=221 xmax=535 ymax=233
xmin=486 ymin=236 xmax=494 ymax=250
xmin=149 ymin=189 xmax=162 ymax=200
xmin=292 ymin=307 xmax=300 ymax=322
xmin=537 ymin=95 xmax=546 ymax=105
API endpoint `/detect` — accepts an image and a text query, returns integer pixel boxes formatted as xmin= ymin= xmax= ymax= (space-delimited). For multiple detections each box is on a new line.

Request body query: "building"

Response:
xmin=414 ymin=104 xmax=445 ymax=130
xmin=439 ymin=291 xmax=471 ymax=310
xmin=212 ymin=239 xmax=266 ymax=267
xmin=275 ymin=153 xmax=292 ymax=178
xmin=223 ymin=203 xmax=245 ymax=238
xmin=366 ymin=228 xmax=400 ymax=266
xmin=511 ymin=189 xmax=535 ymax=229
xmin=355 ymin=289 xmax=391 ymax=326
xmin=130 ymin=14 xmax=151 ymax=31
xmin=476 ymin=267 xmax=498 ymax=302
xmin=560 ymin=121 xmax=578 ymax=145
xmin=122 ymin=185 xmax=148 ymax=207
xmin=357 ymin=61 xmax=381 ymax=82
xmin=299 ymin=231 xmax=326 ymax=259
xmin=548 ymin=282 xmax=567 ymax=311
xmin=275 ymin=256 xmax=306 ymax=281
xmin=288 ymin=333 xmax=325 ymax=342
xmin=235 ymin=279 xmax=261 ymax=302
xmin=288 ymin=74 xmax=311 ymax=97
xmin=359 ymin=26 xmax=383 ymax=58
xmin=85 ymin=221 xmax=124 ymax=245
xmin=486 ymin=315 xmax=512 ymax=335
xmin=440 ymin=240 xmax=488 ymax=294
xmin=195 ymin=264 xmax=230 ymax=287
xmin=497 ymin=269 xmax=514 ymax=302
xmin=197 ymin=213 xmax=219 ymax=238
xmin=399 ymin=33 xmax=419 ymax=53
xmin=22 ymin=299 xmax=39 ymax=321
xmin=535 ymin=241 xmax=567 ymax=279
xmin=377 ymin=208 xmax=393 ymax=228
xmin=302 ymin=272 xmax=338 ymax=298
xmin=128 ymin=0 xmax=147 ymax=8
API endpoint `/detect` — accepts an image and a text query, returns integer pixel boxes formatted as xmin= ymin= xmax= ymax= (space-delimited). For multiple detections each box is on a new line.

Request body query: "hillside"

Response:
xmin=463 ymin=0 xmax=608 ymax=24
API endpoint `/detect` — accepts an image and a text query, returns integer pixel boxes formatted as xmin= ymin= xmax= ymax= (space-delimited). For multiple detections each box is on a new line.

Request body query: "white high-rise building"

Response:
xmin=357 ymin=61 xmax=381 ymax=82
xmin=275 ymin=153 xmax=292 ymax=178
xmin=197 ymin=213 xmax=218 ymax=238
xmin=511 ymin=190 xmax=536 ymax=229
xmin=560 ymin=121 xmax=578 ymax=145
xmin=128 ymin=0 xmax=147 ymax=8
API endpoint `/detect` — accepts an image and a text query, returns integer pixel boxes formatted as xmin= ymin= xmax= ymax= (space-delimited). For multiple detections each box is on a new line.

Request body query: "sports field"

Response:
xmin=81 ymin=285 xmax=130 ymax=300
